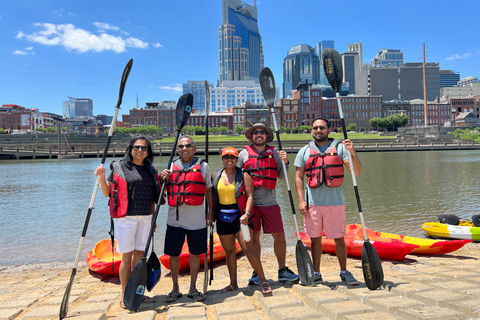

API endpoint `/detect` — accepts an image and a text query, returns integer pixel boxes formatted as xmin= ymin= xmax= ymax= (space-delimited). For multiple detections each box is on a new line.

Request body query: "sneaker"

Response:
xmin=248 ymin=271 xmax=260 ymax=285
xmin=278 ymin=267 xmax=299 ymax=282
xmin=314 ymin=272 xmax=323 ymax=283
xmin=340 ymin=270 xmax=359 ymax=285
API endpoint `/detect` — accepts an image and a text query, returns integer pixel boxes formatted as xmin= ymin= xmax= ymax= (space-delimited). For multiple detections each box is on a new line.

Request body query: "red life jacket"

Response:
xmin=243 ymin=145 xmax=278 ymax=189
xmin=305 ymin=139 xmax=344 ymax=188
xmin=211 ymin=167 xmax=247 ymax=219
xmin=166 ymin=157 xmax=206 ymax=207
xmin=109 ymin=160 xmax=161 ymax=218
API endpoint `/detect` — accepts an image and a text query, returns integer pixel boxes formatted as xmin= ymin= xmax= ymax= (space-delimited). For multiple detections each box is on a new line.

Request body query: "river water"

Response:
xmin=1 ymin=150 xmax=479 ymax=265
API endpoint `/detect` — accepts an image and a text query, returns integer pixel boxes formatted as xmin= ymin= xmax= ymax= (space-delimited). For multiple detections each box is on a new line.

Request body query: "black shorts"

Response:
xmin=164 ymin=225 xmax=207 ymax=256
xmin=216 ymin=215 xmax=254 ymax=236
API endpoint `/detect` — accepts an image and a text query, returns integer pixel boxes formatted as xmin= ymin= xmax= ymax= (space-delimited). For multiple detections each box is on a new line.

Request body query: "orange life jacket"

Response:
xmin=305 ymin=139 xmax=344 ymax=188
xmin=243 ymin=145 xmax=277 ymax=189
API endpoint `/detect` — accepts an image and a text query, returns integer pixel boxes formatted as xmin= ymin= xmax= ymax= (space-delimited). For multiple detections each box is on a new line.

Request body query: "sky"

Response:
xmin=1 ymin=0 xmax=480 ymax=117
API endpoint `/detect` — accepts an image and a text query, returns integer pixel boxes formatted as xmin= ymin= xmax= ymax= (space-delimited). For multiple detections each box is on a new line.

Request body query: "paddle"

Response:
xmin=259 ymin=67 xmax=315 ymax=286
xmin=203 ymin=80 xmax=211 ymax=294
xmin=322 ymin=48 xmax=384 ymax=290
xmin=123 ymin=93 xmax=194 ymax=311
xmin=59 ymin=58 xmax=133 ymax=320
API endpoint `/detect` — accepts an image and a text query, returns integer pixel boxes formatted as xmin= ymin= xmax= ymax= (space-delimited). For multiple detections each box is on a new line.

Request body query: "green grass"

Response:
xmin=155 ymin=132 xmax=395 ymax=143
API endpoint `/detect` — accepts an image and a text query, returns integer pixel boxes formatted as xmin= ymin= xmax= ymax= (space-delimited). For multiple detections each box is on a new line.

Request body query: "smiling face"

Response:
xmin=177 ymin=136 xmax=196 ymax=163
xmin=251 ymin=128 xmax=268 ymax=147
xmin=130 ymin=138 xmax=149 ymax=165
xmin=222 ymin=154 xmax=238 ymax=170
xmin=311 ymin=119 xmax=331 ymax=144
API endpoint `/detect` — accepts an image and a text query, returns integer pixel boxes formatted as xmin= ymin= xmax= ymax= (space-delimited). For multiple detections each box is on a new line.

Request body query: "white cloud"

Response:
xmin=16 ymin=23 xmax=149 ymax=53
xmin=13 ymin=50 xmax=28 ymax=55
xmin=153 ymin=42 xmax=163 ymax=48
xmin=26 ymin=47 xmax=33 ymax=51
xmin=445 ymin=53 xmax=472 ymax=61
xmin=160 ymin=84 xmax=183 ymax=93
xmin=93 ymin=22 xmax=120 ymax=31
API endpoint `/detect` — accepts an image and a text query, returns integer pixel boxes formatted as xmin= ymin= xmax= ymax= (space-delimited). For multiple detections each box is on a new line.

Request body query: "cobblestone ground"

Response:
xmin=1 ymin=243 xmax=479 ymax=320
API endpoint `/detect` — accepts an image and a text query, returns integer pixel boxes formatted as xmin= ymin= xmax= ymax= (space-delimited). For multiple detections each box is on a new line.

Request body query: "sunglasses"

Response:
xmin=252 ymin=130 xmax=266 ymax=135
xmin=222 ymin=155 xmax=237 ymax=160
xmin=178 ymin=143 xmax=193 ymax=149
xmin=312 ymin=125 xmax=327 ymax=131
xmin=132 ymin=145 xmax=148 ymax=151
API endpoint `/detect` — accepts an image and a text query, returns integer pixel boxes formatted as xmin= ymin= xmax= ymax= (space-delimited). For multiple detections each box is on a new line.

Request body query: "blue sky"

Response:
xmin=1 ymin=0 xmax=479 ymax=117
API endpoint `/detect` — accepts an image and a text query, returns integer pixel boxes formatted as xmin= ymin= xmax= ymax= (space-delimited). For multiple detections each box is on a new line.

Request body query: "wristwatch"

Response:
xmin=245 ymin=212 xmax=251 ymax=217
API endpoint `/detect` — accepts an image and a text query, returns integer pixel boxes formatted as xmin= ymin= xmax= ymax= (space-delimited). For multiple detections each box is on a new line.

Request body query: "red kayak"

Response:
xmin=298 ymin=231 xmax=418 ymax=261
xmin=86 ymin=239 xmax=122 ymax=276
xmin=160 ymin=233 xmax=242 ymax=271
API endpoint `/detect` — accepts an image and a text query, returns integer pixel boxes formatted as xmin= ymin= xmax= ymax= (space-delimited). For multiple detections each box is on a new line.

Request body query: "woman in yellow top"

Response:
xmin=211 ymin=147 xmax=271 ymax=294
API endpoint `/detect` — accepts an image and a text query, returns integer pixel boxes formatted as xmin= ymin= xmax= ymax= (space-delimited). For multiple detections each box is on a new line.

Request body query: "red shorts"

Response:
xmin=304 ymin=205 xmax=345 ymax=239
xmin=251 ymin=205 xmax=284 ymax=234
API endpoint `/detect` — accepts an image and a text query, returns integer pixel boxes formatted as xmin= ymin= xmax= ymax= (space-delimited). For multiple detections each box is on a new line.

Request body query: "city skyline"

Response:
xmin=1 ymin=0 xmax=479 ymax=117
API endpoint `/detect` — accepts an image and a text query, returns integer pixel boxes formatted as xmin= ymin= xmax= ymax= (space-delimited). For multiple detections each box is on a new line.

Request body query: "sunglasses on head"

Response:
xmin=178 ymin=143 xmax=193 ymax=149
xmin=222 ymin=155 xmax=237 ymax=160
xmin=312 ymin=125 xmax=327 ymax=131
xmin=252 ymin=130 xmax=266 ymax=135
xmin=132 ymin=145 xmax=148 ymax=151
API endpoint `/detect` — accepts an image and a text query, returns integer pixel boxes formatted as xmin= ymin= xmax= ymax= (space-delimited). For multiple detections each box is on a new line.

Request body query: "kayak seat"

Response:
xmin=472 ymin=214 xmax=480 ymax=228
xmin=438 ymin=214 xmax=459 ymax=225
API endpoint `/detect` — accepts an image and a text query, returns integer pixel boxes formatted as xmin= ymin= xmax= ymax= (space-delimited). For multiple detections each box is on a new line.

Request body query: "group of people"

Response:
xmin=94 ymin=116 xmax=362 ymax=308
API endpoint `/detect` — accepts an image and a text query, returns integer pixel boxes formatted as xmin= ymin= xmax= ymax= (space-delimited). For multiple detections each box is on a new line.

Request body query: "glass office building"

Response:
xmin=283 ymin=44 xmax=320 ymax=98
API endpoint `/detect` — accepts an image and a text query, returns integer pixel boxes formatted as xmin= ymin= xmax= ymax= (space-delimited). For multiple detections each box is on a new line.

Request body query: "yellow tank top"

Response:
xmin=217 ymin=177 xmax=236 ymax=205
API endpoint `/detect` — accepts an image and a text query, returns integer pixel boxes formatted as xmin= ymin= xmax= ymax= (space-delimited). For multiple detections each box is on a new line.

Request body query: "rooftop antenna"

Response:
xmin=136 ymin=93 xmax=138 ymax=108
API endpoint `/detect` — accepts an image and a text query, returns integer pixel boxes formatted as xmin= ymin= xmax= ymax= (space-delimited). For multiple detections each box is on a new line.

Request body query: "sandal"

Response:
xmin=120 ymin=301 xmax=126 ymax=309
xmin=165 ymin=291 xmax=182 ymax=303
xmin=142 ymin=295 xmax=155 ymax=303
xmin=187 ymin=291 xmax=205 ymax=301
xmin=261 ymin=281 xmax=272 ymax=294
xmin=219 ymin=284 xmax=236 ymax=293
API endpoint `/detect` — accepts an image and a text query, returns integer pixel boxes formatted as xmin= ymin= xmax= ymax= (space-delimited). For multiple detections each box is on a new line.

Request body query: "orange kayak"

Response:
xmin=85 ymin=239 xmax=122 ymax=276
xmin=159 ymin=233 xmax=242 ymax=271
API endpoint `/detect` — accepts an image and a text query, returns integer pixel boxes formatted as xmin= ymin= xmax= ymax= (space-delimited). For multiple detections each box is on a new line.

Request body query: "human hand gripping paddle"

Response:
xmin=259 ymin=67 xmax=315 ymax=286
xmin=203 ymin=80 xmax=211 ymax=294
xmin=123 ymin=93 xmax=194 ymax=311
xmin=59 ymin=58 xmax=133 ymax=320
xmin=322 ymin=48 xmax=384 ymax=290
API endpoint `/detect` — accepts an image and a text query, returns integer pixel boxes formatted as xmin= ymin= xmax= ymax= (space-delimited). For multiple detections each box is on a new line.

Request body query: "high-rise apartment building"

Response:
xmin=283 ymin=44 xmax=320 ymax=98
xmin=183 ymin=81 xmax=214 ymax=113
xmin=315 ymin=40 xmax=334 ymax=85
xmin=371 ymin=49 xmax=404 ymax=67
xmin=218 ymin=0 xmax=264 ymax=85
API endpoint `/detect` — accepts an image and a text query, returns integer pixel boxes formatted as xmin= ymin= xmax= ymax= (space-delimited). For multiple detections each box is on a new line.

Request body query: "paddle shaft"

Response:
xmin=60 ymin=59 xmax=132 ymax=320
xmin=204 ymin=81 xmax=213 ymax=286
xmin=335 ymin=93 xmax=368 ymax=240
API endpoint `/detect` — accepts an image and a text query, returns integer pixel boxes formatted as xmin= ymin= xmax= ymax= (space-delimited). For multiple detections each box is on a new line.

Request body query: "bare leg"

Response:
xmin=334 ymin=237 xmax=347 ymax=271
xmin=219 ymin=234 xmax=239 ymax=290
xmin=189 ymin=254 xmax=201 ymax=294
xmin=238 ymin=229 xmax=268 ymax=282
xmin=310 ymin=237 xmax=322 ymax=273
xmin=271 ymin=232 xmax=287 ymax=269
xmin=119 ymin=251 xmax=133 ymax=301
xmin=169 ymin=256 xmax=180 ymax=293
xmin=132 ymin=250 xmax=144 ymax=271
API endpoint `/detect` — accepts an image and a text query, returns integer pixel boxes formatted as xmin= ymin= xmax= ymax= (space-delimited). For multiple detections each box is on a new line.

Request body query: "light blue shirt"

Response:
xmin=294 ymin=140 xmax=348 ymax=206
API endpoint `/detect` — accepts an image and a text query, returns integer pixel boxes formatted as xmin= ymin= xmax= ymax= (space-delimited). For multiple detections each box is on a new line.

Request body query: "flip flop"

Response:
xmin=119 ymin=301 xmax=126 ymax=309
xmin=165 ymin=292 xmax=182 ymax=303
xmin=219 ymin=284 xmax=236 ymax=293
xmin=142 ymin=295 xmax=155 ymax=303
xmin=187 ymin=291 xmax=205 ymax=301
xmin=261 ymin=281 xmax=272 ymax=294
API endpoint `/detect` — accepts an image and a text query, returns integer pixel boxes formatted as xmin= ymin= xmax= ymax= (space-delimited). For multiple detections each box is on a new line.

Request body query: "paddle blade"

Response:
xmin=361 ymin=240 xmax=384 ymax=290
xmin=295 ymin=240 xmax=315 ymax=286
xmin=175 ymin=93 xmax=194 ymax=130
xmin=259 ymin=67 xmax=276 ymax=107
xmin=322 ymin=48 xmax=343 ymax=92
xmin=204 ymin=81 xmax=210 ymax=110
xmin=59 ymin=268 xmax=76 ymax=319
xmin=116 ymin=58 xmax=133 ymax=108
xmin=146 ymin=251 xmax=161 ymax=292
xmin=124 ymin=257 xmax=148 ymax=311
xmin=203 ymin=252 xmax=209 ymax=294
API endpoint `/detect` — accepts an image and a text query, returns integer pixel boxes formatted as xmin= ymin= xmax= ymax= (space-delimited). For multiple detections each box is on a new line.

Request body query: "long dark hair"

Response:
xmin=124 ymin=136 xmax=154 ymax=164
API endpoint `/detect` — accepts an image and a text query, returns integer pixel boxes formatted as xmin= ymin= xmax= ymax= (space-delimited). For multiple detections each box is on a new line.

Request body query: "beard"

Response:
xmin=313 ymin=133 xmax=328 ymax=142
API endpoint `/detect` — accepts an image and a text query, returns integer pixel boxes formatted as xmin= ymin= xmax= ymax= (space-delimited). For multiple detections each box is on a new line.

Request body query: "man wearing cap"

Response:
xmin=160 ymin=136 xmax=214 ymax=302
xmin=237 ymin=123 xmax=299 ymax=284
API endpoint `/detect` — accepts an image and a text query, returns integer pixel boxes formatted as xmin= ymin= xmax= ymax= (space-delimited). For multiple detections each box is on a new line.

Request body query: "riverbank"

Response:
xmin=1 ymin=242 xmax=479 ymax=319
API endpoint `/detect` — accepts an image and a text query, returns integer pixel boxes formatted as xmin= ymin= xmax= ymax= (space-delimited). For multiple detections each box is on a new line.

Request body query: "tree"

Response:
xmin=370 ymin=117 xmax=381 ymax=130
xmin=235 ymin=125 xmax=244 ymax=135
xmin=46 ymin=126 xmax=56 ymax=133
xmin=61 ymin=126 xmax=68 ymax=132
xmin=194 ymin=126 xmax=205 ymax=135
xmin=346 ymin=123 xmax=357 ymax=132
xmin=218 ymin=126 xmax=228 ymax=135
xmin=0 ymin=128 xmax=6 ymax=134
xmin=34 ymin=127 xmax=45 ymax=132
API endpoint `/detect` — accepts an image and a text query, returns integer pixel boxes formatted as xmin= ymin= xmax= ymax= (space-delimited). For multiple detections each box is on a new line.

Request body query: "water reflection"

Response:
xmin=1 ymin=149 xmax=479 ymax=264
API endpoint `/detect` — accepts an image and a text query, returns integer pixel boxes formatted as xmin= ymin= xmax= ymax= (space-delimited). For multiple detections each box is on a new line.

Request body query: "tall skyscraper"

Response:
xmin=283 ymin=44 xmax=320 ymax=98
xmin=315 ymin=40 xmax=334 ymax=85
xmin=218 ymin=0 xmax=264 ymax=86
xmin=342 ymin=51 xmax=358 ymax=94
xmin=348 ymin=42 xmax=363 ymax=66
xmin=183 ymin=81 xmax=214 ymax=113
